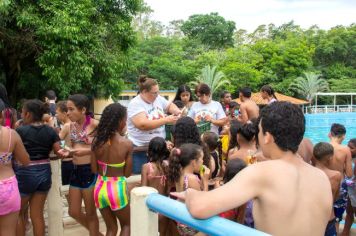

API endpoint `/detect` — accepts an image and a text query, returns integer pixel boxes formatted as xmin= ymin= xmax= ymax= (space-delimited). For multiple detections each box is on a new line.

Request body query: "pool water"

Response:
xmin=304 ymin=112 xmax=356 ymax=144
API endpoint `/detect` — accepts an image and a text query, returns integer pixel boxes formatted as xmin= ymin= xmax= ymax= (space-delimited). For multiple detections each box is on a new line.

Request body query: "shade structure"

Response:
xmin=234 ymin=92 xmax=309 ymax=105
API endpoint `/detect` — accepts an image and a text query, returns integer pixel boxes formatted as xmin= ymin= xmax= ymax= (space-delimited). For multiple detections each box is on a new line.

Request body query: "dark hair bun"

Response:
xmin=138 ymin=75 xmax=148 ymax=84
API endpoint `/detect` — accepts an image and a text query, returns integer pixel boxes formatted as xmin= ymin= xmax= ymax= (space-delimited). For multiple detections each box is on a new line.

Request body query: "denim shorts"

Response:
xmin=61 ymin=160 xmax=74 ymax=186
xmin=15 ymin=164 xmax=52 ymax=196
xmin=132 ymin=151 xmax=148 ymax=174
xmin=69 ymin=164 xmax=96 ymax=189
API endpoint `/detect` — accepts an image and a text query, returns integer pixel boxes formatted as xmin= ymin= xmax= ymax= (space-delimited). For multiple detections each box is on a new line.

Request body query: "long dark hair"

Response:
xmin=223 ymin=158 xmax=246 ymax=183
xmin=261 ymin=85 xmax=277 ymax=100
xmin=0 ymin=83 xmax=11 ymax=108
xmin=168 ymin=144 xmax=203 ymax=184
xmin=173 ymin=85 xmax=193 ymax=102
xmin=228 ymin=120 xmax=242 ymax=151
xmin=92 ymin=103 xmax=127 ymax=150
xmin=173 ymin=116 xmax=210 ymax=166
xmin=148 ymin=137 xmax=170 ymax=173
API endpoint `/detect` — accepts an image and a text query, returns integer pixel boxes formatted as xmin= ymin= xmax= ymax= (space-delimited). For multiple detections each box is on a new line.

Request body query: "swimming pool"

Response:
xmin=304 ymin=112 xmax=356 ymax=144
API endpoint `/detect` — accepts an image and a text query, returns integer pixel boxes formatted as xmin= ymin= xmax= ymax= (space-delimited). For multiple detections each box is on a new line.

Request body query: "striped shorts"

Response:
xmin=93 ymin=175 xmax=128 ymax=211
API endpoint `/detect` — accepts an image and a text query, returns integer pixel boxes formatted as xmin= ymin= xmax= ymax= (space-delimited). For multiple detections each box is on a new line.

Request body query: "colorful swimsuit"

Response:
xmin=94 ymin=160 xmax=128 ymax=211
xmin=0 ymin=128 xmax=21 ymax=216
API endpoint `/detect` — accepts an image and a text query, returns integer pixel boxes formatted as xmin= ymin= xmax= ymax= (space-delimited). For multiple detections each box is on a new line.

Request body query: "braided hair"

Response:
xmin=92 ymin=103 xmax=127 ymax=151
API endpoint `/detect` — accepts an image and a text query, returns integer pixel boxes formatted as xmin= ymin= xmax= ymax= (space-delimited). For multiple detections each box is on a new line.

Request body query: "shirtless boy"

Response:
xmin=314 ymin=142 xmax=342 ymax=236
xmin=327 ymin=123 xmax=352 ymax=232
xmin=237 ymin=87 xmax=259 ymax=124
xmin=172 ymin=102 xmax=332 ymax=236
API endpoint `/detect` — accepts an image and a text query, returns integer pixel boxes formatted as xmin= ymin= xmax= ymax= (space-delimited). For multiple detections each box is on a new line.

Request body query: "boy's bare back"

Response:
xmin=328 ymin=142 xmax=352 ymax=178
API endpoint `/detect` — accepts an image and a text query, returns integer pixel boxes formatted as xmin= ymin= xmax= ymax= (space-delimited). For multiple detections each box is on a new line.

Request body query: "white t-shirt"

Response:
xmin=127 ymin=95 xmax=169 ymax=146
xmin=188 ymin=100 xmax=226 ymax=134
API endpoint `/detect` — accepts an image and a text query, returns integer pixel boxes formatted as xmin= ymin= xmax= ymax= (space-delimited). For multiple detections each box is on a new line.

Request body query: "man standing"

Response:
xmin=327 ymin=123 xmax=353 ymax=233
xmin=237 ymin=87 xmax=259 ymax=124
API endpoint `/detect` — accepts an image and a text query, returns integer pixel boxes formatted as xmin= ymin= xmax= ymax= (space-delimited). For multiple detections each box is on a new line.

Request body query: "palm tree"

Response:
xmin=289 ymin=72 xmax=329 ymax=102
xmin=190 ymin=65 xmax=230 ymax=95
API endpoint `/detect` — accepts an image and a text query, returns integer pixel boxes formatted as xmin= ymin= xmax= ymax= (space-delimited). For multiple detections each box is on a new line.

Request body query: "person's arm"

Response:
xmin=167 ymin=102 xmax=181 ymax=116
xmin=331 ymin=173 xmax=342 ymax=202
xmin=91 ymin=152 xmax=98 ymax=174
xmin=59 ymin=123 xmax=70 ymax=140
xmin=209 ymin=117 xmax=227 ymax=127
xmin=12 ymin=130 xmax=30 ymax=166
xmin=141 ymin=164 xmax=148 ymax=186
xmin=237 ymin=105 xmax=248 ymax=124
xmin=345 ymin=147 xmax=353 ymax=178
xmin=172 ymin=163 xmax=262 ymax=219
xmin=124 ymin=142 xmax=133 ymax=178
xmin=131 ymin=112 xmax=177 ymax=131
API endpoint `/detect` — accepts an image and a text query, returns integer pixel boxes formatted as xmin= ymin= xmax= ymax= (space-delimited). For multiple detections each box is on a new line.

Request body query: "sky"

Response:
xmin=144 ymin=0 xmax=356 ymax=32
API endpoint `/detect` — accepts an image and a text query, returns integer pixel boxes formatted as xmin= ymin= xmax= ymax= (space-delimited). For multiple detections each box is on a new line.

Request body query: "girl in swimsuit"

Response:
xmin=66 ymin=94 xmax=101 ymax=236
xmin=92 ymin=103 xmax=132 ymax=236
xmin=141 ymin=136 xmax=170 ymax=235
xmin=0 ymin=99 xmax=30 ymax=236
xmin=201 ymin=132 xmax=222 ymax=179
xmin=168 ymin=144 xmax=210 ymax=236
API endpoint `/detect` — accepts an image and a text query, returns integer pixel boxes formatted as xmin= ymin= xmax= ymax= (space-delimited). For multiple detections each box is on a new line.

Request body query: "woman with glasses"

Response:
xmin=127 ymin=75 xmax=181 ymax=174
xmin=188 ymin=83 xmax=227 ymax=135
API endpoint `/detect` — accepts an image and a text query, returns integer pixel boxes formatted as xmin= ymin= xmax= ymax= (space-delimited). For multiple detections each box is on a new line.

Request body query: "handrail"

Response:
xmin=144 ymin=192 xmax=270 ymax=236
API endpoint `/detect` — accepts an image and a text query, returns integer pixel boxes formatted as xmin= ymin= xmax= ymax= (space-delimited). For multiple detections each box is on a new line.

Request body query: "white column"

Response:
xmin=48 ymin=159 xmax=64 ymax=236
xmin=131 ymin=187 xmax=158 ymax=236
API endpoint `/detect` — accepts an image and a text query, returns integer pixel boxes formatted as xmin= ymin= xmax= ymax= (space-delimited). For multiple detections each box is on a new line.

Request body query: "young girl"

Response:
xmin=66 ymin=94 xmax=100 ymax=235
xmin=15 ymin=99 xmax=64 ymax=236
xmin=201 ymin=132 xmax=222 ymax=179
xmin=216 ymin=158 xmax=254 ymax=227
xmin=141 ymin=136 xmax=170 ymax=235
xmin=173 ymin=85 xmax=194 ymax=116
xmin=228 ymin=121 xmax=257 ymax=165
xmin=260 ymin=85 xmax=277 ymax=104
xmin=168 ymin=144 xmax=210 ymax=236
xmin=0 ymin=99 xmax=30 ymax=236
xmin=91 ymin=103 xmax=132 ymax=236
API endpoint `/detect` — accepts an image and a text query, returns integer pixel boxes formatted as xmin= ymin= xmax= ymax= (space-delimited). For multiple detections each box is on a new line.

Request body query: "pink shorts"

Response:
xmin=0 ymin=175 xmax=21 ymax=216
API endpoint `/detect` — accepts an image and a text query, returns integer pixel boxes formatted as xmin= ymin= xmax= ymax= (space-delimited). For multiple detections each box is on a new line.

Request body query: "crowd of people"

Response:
xmin=0 ymin=78 xmax=355 ymax=236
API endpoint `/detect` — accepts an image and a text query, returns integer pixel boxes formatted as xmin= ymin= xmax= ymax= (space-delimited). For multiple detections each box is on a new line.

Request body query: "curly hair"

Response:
xmin=260 ymin=101 xmax=305 ymax=153
xmin=168 ymin=144 xmax=203 ymax=184
xmin=173 ymin=116 xmax=210 ymax=166
xmin=92 ymin=103 xmax=127 ymax=151
xmin=148 ymin=137 xmax=170 ymax=174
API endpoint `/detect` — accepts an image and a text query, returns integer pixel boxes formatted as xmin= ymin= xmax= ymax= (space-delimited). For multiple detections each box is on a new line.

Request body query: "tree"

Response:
xmin=181 ymin=13 xmax=236 ymax=49
xmin=191 ymin=65 xmax=230 ymax=95
xmin=0 ymin=0 xmax=141 ymax=103
xmin=289 ymin=72 xmax=329 ymax=102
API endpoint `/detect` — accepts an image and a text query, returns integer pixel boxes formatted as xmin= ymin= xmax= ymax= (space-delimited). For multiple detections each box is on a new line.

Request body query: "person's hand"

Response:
xmin=170 ymin=191 xmax=187 ymax=201
xmin=165 ymin=115 xmax=179 ymax=124
xmin=194 ymin=115 xmax=201 ymax=124
xmin=200 ymin=165 xmax=211 ymax=181
xmin=57 ymin=149 xmax=70 ymax=159
xmin=166 ymin=140 xmax=174 ymax=151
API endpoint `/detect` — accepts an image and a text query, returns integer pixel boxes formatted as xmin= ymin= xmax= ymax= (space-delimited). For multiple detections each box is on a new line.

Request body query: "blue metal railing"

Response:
xmin=146 ymin=193 xmax=270 ymax=236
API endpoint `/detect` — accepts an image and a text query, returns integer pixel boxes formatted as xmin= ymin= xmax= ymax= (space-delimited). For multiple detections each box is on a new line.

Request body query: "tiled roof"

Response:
xmin=234 ymin=92 xmax=309 ymax=105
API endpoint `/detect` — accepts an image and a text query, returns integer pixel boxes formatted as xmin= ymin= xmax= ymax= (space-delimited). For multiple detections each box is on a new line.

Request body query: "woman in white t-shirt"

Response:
xmin=127 ymin=76 xmax=181 ymax=174
xmin=188 ymin=83 xmax=227 ymax=134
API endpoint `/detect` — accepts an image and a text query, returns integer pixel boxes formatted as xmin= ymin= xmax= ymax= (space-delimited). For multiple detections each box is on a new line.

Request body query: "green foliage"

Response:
xmin=0 ymin=0 xmax=141 ymax=103
xmin=181 ymin=13 xmax=235 ymax=49
xmin=190 ymin=65 xmax=230 ymax=95
xmin=289 ymin=72 xmax=329 ymax=101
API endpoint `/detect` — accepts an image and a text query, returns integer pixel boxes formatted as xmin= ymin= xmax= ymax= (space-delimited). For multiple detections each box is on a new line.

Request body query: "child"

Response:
xmin=201 ymin=132 xmax=222 ymax=179
xmin=168 ymin=144 xmax=210 ymax=236
xmin=141 ymin=136 xmax=170 ymax=235
xmin=173 ymin=85 xmax=194 ymax=116
xmin=313 ymin=142 xmax=341 ymax=236
xmin=66 ymin=94 xmax=100 ymax=235
xmin=92 ymin=103 xmax=132 ymax=236
xmin=0 ymin=99 xmax=30 ymax=236
xmin=172 ymin=102 xmax=332 ymax=236
xmin=217 ymin=159 xmax=253 ymax=227
xmin=15 ymin=99 xmax=64 ymax=236
xmin=228 ymin=121 xmax=257 ymax=165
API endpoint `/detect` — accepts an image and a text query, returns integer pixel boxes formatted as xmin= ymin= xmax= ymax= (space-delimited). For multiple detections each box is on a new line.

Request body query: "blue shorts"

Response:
xmin=333 ymin=180 xmax=348 ymax=222
xmin=61 ymin=160 xmax=74 ymax=186
xmin=15 ymin=164 xmax=52 ymax=196
xmin=132 ymin=150 xmax=148 ymax=174
xmin=69 ymin=164 xmax=96 ymax=189
xmin=325 ymin=219 xmax=336 ymax=236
